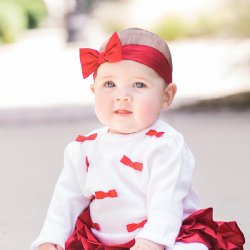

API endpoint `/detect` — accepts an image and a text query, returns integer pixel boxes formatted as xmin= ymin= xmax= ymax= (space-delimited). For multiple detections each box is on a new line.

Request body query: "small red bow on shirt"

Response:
xmin=75 ymin=133 xmax=97 ymax=142
xmin=92 ymin=222 xmax=101 ymax=230
xmin=120 ymin=155 xmax=143 ymax=172
xmin=95 ymin=189 xmax=118 ymax=199
xmin=126 ymin=219 xmax=147 ymax=232
xmin=146 ymin=129 xmax=165 ymax=137
xmin=80 ymin=32 xmax=122 ymax=78
xmin=85 ymin=156 xmax=89 ymax=172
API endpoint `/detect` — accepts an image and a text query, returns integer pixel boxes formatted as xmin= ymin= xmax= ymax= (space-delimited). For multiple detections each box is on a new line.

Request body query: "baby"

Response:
xmin=32 ymin=28 xmax=245 ymax=250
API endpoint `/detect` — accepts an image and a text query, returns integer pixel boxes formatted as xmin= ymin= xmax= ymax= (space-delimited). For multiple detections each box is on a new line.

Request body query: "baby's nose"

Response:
xmin=115 ymin=90 xmax=132 ymax=102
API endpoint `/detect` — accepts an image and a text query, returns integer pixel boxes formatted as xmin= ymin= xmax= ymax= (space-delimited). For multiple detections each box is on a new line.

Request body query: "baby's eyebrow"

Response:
xmin=96 ymin=75 xmax=115 ymax=81
xmin=132 ymin=76 xmax=149 ymax=82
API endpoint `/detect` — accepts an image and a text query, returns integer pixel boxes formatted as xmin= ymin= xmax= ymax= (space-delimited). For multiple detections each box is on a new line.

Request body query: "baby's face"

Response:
xmin=92 ymin=60 xmax=167 ymax=134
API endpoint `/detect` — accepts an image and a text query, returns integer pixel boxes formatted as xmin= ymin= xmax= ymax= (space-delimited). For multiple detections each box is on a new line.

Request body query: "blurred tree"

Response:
xmin=153 ymin=16 xmax=188 ymax=41
xmin=0 ymin=0 xmax=47 ymax=43
xmin=13 ymin=0 xmax=47 ymax=29
xmin=152 ymin=0 xmax=250 ymax=41
xmin=0 ymin=1 xmax=26 ymax=43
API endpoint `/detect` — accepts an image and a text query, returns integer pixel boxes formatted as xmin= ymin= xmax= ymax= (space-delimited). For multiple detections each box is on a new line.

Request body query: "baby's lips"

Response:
xmin=114 ymin=110 xmax=132 ymax=114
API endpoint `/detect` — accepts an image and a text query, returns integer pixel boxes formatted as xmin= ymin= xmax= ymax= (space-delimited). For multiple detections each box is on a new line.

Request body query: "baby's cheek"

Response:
xmin=138 ymin=99 xmax=161 ymax=119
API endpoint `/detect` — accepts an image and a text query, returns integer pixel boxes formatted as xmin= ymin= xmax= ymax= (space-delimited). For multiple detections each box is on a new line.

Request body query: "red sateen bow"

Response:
xmin=95 ymin=189 xmax=118 ymax=199
xmin=89 ymin=195 xmax=95 ymax=202
xmin=146 ymin=129 xmax=165 ymax=137
xmin=80 ymin=32 xmax=122 ymax=78
xmin=120 ymin=155 xmax=143 ymax=172
xmin=92 ymin=222 xmax=100 ymax=230
xmin=126 ymin=219 xmax=147 ymax=232
xmin=75 ymin=133 xmax=97 ymax=142
xmin=85 ymin=156 xmax=89 ymax=172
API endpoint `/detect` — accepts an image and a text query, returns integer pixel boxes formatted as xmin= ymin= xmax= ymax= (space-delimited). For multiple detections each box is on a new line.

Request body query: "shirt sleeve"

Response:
xmin=31 ymin=142 xmax=90 ymax=250
xmin=136 ymin=134 xmax=195 ymax=248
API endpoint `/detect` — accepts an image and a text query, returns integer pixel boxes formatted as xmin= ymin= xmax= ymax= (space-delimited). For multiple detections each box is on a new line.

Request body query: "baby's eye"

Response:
xmin=134 ymin=82 xmax=147 ymax=88
xmin=104 ymin=81 xmax=115 ymax=88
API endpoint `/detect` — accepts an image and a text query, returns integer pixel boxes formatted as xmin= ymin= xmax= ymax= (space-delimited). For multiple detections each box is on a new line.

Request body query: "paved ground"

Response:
xmin=0 ymin=108 xmax=249 ymax=249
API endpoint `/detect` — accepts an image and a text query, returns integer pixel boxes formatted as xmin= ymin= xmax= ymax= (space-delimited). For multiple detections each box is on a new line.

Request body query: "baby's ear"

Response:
xmin=90 ymin=84 xmax=95 ymax=93
xmin=162 ymin=83 xmax=177 ymax=110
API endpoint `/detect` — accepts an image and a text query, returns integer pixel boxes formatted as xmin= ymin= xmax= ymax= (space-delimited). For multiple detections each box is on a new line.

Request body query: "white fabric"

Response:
xmin=31 ymin=119 xmax=200 ymax=249
xmin=168 ymin=242 xmax=208 ymax=250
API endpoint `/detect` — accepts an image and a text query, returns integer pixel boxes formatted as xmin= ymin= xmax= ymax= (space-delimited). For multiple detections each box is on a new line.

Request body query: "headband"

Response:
xmin=79 ymin=32 xmax=172 ymax=84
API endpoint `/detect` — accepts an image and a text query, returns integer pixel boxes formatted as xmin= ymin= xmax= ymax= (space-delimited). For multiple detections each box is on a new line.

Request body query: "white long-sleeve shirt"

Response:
xmin=31 ymin=119 xmax=200 ymax=249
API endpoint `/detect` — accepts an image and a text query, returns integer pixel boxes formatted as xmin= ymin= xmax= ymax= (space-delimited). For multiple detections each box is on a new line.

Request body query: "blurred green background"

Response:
xmin=0 ymin=0 xmax=47 ymax=43
xmin=153 ymin=0 xmax=250 ymax=40
xmin=1 ymin=0 xmax=250 ymax=44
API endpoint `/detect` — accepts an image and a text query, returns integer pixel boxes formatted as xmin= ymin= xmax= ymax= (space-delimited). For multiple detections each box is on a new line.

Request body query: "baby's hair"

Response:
xmin=99 ymin=28 xmax=173 ymax=70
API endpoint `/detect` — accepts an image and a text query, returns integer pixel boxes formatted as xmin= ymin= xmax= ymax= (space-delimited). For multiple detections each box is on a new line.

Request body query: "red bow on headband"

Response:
xmin=80 ymin=32 xmax=122 ymax=78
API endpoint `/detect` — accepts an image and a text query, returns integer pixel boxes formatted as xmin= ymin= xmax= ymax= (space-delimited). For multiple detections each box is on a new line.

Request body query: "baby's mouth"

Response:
xmin=114 ymin=110 xmax=132 ymax=115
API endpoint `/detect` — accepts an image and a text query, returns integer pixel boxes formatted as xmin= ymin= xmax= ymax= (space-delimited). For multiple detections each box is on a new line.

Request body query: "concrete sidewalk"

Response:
xmin=0 ymin=109 xmax=249 ymax=249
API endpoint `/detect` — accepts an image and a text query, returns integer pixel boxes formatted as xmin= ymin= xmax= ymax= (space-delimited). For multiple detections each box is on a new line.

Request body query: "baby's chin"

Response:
xmin=108 ymin=128 xmax=136 ymax=135
xmin=108 ymin=125 xmax=150 ymax=135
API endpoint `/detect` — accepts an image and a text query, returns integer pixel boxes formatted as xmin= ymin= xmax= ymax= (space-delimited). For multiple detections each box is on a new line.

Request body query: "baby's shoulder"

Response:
xmin=150 ymin=119 xmax=184 ymax=143
xmin=147 ymin=120 xmax=194 ymax=161
xmin=143 ymin=120 xmax=187 ymax=157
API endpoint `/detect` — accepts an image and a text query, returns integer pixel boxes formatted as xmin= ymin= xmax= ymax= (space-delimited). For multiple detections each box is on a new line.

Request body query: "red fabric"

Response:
xmin=146 ymin=129 xmax=165 ymax=137
xmin=95 ymin=189 xmax=118 ymax=199
xmin=126 ymin=219 xmax=147 ymax=232
xmin=85 ymin=156 xmax=89 ymax=172
xmin=92 ymin=223 xmax=100 ymax=231
xmin=75 ymin=133 xmax=97 ymax=142
xmin=65 ymin=207 xmax=135 ymax=250
xmin=65 ymin=207 xmax=245 ymax=250
xmin=176 ymin=208 xmax=245 ymax=250
xmin=122 ymin=44 xmax=172 ymax=84
xmin=79 ymin=32 xmax=172 ymax=84
xmin=120 ymin=155 xmax=143 ymax=172
xmin=80 ymin=32 xmax=122 ymax=78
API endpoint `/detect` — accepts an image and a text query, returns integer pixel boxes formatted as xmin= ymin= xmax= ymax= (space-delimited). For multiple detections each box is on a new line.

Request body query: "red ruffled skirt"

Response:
xmin=65 ymin=207 xmax=245 ymax=250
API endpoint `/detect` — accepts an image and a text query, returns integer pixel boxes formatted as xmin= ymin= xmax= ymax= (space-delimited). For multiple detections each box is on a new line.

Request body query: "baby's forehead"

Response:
xmin=96 ymin=60 xmax=162 ymax=79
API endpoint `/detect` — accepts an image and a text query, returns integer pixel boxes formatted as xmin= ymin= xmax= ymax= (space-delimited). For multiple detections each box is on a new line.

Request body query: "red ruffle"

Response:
xmin=65 ymin=207 xmax=245 ymax=250
xmin=65 ymin=207 xmax=135 ymax=250
xmin=176 ymin=208 xmax=245 ymax=250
